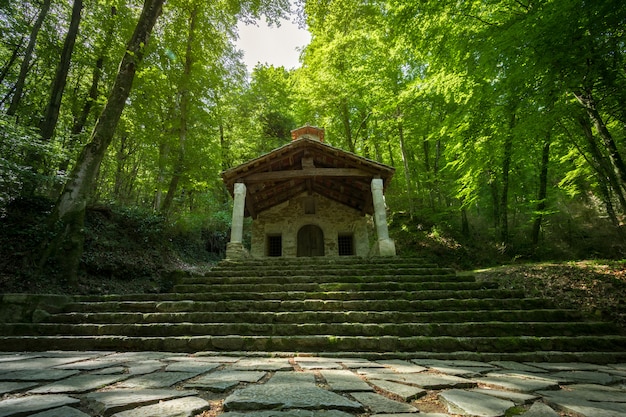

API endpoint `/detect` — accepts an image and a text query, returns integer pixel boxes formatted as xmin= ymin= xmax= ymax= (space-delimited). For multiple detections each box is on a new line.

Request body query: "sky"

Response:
xmin=235 ymin=18 xmax=312 ymax=73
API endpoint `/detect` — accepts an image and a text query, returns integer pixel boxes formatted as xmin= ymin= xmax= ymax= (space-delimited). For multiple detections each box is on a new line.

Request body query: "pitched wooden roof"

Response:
xmin=221 ymin=138 xmax=395 ymax=218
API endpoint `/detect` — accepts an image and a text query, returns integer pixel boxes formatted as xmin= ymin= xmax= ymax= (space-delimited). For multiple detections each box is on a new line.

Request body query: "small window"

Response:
xmin=304 ymin=197 xmax=316 ymax=214
xmin=267 ymin=235 xmax=282 ymax=257
xmin=338 ymin=234 xmax=354 ymax=256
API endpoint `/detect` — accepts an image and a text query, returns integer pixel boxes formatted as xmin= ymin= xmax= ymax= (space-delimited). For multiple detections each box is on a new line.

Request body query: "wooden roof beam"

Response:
xmin=254 ymin=184 xmax=307 ymax=214
xmin=222 ymin=147 xmax=305 ymax=183
xmin=310 ymin=182 xmax=367 ymax=214
xmin=243 ymin=168 xmax=373 ymax=183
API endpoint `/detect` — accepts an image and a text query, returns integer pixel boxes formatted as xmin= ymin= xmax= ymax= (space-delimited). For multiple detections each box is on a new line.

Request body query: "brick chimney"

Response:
xmin=291 ymin=124 xmax=325 ymax=142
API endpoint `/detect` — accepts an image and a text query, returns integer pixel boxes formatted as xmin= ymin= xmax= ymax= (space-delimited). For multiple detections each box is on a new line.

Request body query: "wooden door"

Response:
xmin=297 ymin=225 xmax=324 ymax=257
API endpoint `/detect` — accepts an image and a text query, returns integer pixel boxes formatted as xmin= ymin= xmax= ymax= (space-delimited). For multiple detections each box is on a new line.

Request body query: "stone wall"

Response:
xmin=250 ymin=192 xmax=373 ymax=258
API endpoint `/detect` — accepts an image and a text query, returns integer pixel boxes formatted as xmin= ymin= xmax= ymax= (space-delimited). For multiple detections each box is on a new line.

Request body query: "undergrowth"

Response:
xmin=0 ymin=196 xmax=227 ymax=294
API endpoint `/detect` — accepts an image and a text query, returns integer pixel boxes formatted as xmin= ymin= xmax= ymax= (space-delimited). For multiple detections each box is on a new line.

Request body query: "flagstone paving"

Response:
xmin=0 ymin=351 xmax=625 ymax=417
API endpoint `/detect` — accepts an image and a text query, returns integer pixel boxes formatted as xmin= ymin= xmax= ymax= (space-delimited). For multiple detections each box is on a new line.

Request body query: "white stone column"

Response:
xmin=230 ymin=182 xmax=246 ymax=243
xmin=226 ymin=182 xmax=249 ymax=259
xmin=371 ymin=178 xmax=396 ymax=256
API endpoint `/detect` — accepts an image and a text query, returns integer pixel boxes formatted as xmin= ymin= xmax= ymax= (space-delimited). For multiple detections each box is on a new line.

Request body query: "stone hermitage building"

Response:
xmin=221 ymin=125 xmax=396 ymax=259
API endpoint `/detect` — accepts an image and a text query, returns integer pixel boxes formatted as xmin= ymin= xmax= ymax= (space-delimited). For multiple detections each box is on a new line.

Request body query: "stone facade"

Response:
xmin=250 ymin=192 xmax=373 ymax=258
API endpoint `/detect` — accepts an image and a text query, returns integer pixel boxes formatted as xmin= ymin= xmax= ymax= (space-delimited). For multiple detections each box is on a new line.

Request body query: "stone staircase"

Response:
xmin=1 ymin=257 xmax=625 ymax=362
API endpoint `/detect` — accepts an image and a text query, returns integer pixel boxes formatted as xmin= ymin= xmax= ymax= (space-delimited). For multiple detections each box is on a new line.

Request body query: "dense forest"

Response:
xmin=1 ymin=0 xmax=625 ymax=285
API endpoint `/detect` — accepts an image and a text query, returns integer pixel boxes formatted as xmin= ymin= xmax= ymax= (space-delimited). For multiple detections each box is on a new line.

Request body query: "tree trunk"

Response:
xmin=160 ymin=6 xmax=197 ymax=214
xmin=70 ymin=6 xmax=116 ymax=137
xmin=40 ymin=0 xmax=164 ymax=284
xmin=371 ymin=119 xmax=382 ymax=162
xmin=113 ymin=134 xmax=129 ymax=199
xmin=577 ymin=114 xmax=626 ymax=213
xmin=461 ymin=206 xmax=470 ymax=237
xmin=435 ymin=138 xmax=443 ymax=207
xmin=219 ymin=117 xmax=232 ymax=170
xmin=71 ymin=58 xmax=102 ymax=136
xmin=53 ymin=5 xmax=113 ymax=198
xmin=422 ymin=136 xmax=435 ymax=209
xmin=598 ymin=181 xmax=620 ymax=227
xmin=387 ymin=137 xmax=395 ymax=168
xmin=499 ymin=112 xmax=515 ymax=244
xmin=355 ymin=110 xmax=370 ymax=158
xmin=397 ymin=115 xmax=415 ymax=218
xmin=160 ymin=154 xmax=182 ymax=212
xmin=40 ymin=0 xmax=83 ymax=141
xmin=488 ymin=171 xmax=499 ymax=229
xmin=53 ymin=56 xmax=105 ymax=186
xmin=339 ymin=98 xmax=355 ymax=153
xmin=423 ymin=136 xmax=431 ymax=173
xmin=0 ymin=35 xmax=25 ymax=86
xmin=531 ymin=136 xmax=550 ymax=245
xmin=153 ymin=140 xmax=168 ymax=210
xmin=6 ymin=0 xmax=51 ymax=116
xmin=574 ymin=90 xmax=626 ymax=196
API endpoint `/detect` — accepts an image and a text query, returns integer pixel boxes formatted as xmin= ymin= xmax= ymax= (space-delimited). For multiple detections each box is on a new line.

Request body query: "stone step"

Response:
xmin=47 ymin=309 xmax=585 ymax=324
xmin=201 ymin=267 xmax=457 ymax=278
xmin=176 ymin=274 xmax=478 ymax=286
xmin=62 ymin=297 xmax=550 ymax=313
xmin=74 ymin=278 xmax=487 ymax=302
xmin=217 ymin=257 xmax=435 ymax=268
xmin=1 ymin=334 xmax=626 ymax=355
xmin=1 ymin=321 xmax=617 ymax=338
xmin=174 ymin=279 xmax=488 ymax=292
xmin=173 ymin=277 xmax=480 ymax=291
xmin=210 ymin=263 xmax=442 ymax=272
xmin=163 ymin=288 xmax=517 ymax=302
xmin=70 ymin=287 xmax=523 ymax=306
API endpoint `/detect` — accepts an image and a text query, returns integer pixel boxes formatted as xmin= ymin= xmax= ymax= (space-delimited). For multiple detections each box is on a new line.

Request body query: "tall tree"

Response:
xmin=6 ymin=0 xmax=51 ymax=116
xmin=531 ymin=134 xmax=551 ymax=245
xmin=40 ymin=0 xmax=165 ymax=283
xmin=0 ymin=34 xmax=25 ymax=88
xmin=160 ymin=4 xmax=197 ymax=213
xmin=39 ymin=0 xmax=83 ymax=141
xmin=498 ymin=111 xmax=516 ymax=244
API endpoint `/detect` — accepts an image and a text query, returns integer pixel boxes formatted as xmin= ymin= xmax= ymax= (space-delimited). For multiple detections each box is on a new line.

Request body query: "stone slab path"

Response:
xmin=0 ymin=352 xmax=625 ymax=417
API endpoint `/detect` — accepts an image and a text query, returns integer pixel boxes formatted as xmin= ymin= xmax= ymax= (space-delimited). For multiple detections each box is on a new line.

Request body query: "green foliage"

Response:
xmin=0 ymin=196 xmax=54 ymax=259
xmin=168 ymin=207 xmax=232 ymax=260
xmin=110 ymin=204 xmax=166 ymax=243
xmin=0 ymin=115 xmax=68 ymax=211
xmin=294 ymin=0 xmax=625 ymax=252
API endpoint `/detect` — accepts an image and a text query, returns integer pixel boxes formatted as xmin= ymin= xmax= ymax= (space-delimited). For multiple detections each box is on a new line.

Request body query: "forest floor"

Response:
xmin=469 ymin=260 xmax=626 ymax=329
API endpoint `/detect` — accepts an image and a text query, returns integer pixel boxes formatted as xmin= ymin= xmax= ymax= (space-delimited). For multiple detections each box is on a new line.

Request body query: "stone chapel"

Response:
xmin=221 ymin=125 xmax=396 ymax=259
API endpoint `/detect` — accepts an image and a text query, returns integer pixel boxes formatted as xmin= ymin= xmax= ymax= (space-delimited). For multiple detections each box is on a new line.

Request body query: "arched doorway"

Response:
xmin=297 ymin=224 xmax=324 ymax=257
